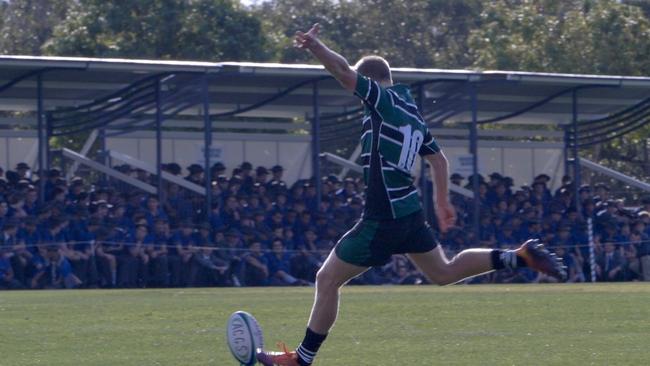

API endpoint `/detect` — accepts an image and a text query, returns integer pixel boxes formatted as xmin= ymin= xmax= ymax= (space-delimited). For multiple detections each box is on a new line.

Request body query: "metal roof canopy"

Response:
xmin=1 ymin=55 xmax=650 ymax=123
xmin=2 ymin=55 xmax=650 ymax=236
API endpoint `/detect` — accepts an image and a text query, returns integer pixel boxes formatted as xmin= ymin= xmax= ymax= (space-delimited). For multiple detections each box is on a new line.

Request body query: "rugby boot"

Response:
xmin=257 ymin=342 xmax=301 ymax=366
xmin=516 ymin=239 xmax=567 ymax=281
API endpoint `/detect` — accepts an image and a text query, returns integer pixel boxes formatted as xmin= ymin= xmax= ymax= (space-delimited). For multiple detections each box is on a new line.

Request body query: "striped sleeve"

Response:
xmin=418 ymin=129 xmax=441 ymax=156
xmin=353 ymin=73 xmax=393 ymax=118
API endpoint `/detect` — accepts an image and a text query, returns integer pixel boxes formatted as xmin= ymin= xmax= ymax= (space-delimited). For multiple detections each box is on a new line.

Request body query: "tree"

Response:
xmin=467 ymin=0 xmax=650 ymax=180
xmin=0 ymin=0 xmax=72 ymax=55
xmin=0 ymin=2 xmax=6 ymax=32
xmin=177 ymin=0 xmax=269 ymax=61
xmin=468 ymin=0 xmax=650 ymax=75
xmin=44 ymin=0 xmax=271 ymax=61
xmin=255 ymin=0 xmax=484 ymax=68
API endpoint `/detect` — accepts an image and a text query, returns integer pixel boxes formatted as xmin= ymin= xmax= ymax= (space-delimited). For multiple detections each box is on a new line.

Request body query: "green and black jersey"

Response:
xmin=354 ymin=73 xmax=441 ymax=220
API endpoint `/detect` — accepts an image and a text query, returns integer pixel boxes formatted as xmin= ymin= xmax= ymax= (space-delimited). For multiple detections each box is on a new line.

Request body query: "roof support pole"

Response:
xmin=36 ymin=73 xmax=45 ymax=203
xmin=563 ymin=125 xmax=570 ymax=177
xmin=643 ymin=138 xmax=650 ymax=175
xmin=155 ymin=78 xmax=163 ymax=203
xmin=202 ymin=74 xmax=212 ymax=221
xmin=417 ymin=84 xmax=431 ymax=222
xmin=98 ymin=127 xmax=106 ymax=185
xmin=45 ymin=121 xmax=52 ymax=175
xmin=469 ymin=83 xmax=480 ymax=241
xmin=312 ymin=81 xmax=322 ymax=211
xmin=572 ymin=90 xmax=581 ymax=215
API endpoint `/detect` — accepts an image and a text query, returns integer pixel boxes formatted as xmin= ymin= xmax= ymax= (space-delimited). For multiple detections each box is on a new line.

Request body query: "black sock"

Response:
xmin=491 ymin=249 xmax=527 ymax=270
xmin=296 ymin=327 xmax=327 ymax=366
xmin=491 ymin=249 xmax=505 ymax=270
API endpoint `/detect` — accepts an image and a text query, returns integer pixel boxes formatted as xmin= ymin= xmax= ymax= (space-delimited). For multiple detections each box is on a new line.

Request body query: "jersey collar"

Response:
xmin=388 ymin=84 xmax=415 ymax=104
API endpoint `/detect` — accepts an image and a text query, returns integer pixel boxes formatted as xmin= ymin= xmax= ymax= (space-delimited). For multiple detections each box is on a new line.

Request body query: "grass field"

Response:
xmin=1 ymin=283 xmax=649 ymax=365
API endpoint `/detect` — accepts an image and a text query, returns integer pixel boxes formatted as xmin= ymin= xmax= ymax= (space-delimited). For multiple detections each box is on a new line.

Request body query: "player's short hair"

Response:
xmin=354 ymin=56 xmax=392 ymax=83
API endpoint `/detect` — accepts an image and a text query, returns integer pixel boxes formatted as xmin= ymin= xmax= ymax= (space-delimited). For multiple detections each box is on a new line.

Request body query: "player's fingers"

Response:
xmin=446 ymin=217 xmax=455 ymax=226
xmin=293 ymin=34 xmax=308 ymax=48
xmin=437 ymin=218 xmax=449 ymax=233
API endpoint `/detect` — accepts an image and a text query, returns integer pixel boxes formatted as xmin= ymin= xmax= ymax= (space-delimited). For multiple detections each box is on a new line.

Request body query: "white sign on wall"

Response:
xmin=453 ymin=154 xmax=479 ymax=176
xmin=197 ymin=143 xmax=224 ymax=165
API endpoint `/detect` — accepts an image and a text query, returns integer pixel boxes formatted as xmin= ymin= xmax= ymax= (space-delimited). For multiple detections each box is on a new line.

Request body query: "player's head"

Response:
xmin=354 ymin=56 xmax=392 ymax=85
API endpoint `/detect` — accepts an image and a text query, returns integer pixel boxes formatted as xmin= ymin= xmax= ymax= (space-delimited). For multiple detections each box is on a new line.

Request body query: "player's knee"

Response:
xmin=315 ymin=268 xmax=341 ymax=292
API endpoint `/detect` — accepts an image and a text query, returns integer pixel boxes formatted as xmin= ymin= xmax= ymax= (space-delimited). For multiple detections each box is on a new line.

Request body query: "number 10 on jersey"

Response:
xmin=397 ymin=124 xmax=424 ymax=171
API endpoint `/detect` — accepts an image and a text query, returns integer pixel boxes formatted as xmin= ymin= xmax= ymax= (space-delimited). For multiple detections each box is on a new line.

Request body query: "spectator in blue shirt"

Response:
xmin=119 ymin=224 xmax=150 ymax=288
xmin=0 ymin=255 xmax=22 ymax=289
xmin=170 ymin=220 xmax=196 ymax=286
xmin=291 ymin=227 xmax=320 ymax=283
xmin=28 ymin=244 xmax=50 ymax=289
xmin=144 ymin=196 xmax=168 ymax=228
xmin=0 ymin=201 xmax=8 ymax=230
xmin=189 ymin=223 xmax=229 ymax=286
xmin=146 ymin=218 xmax=171 ymax=287
xmin=478 ymin=213 xmax=496 ymax=247
xmin=1 ymin=221 xmax=30 ymax=285
xmin=597 ymin=242 xmax=625 ymax=282
xmin=222 ymin=195 xmax=241 ymax=229
xmin=496 ymin=224 xmax=519 ymax=248
xmin=64 ymin=217 xmax=99 ymax=288
xmin=108 ymin=203 xmax=133 ymax=232
xmin=51 ymin=249 xmax=82 ymax=289
xmin=18 ymin=216 xmax=40 ymax=252
xmin=266 ymin=238 xmax=306 ymax=286
xmin=243 ymin=241 xmax=269 ymax=286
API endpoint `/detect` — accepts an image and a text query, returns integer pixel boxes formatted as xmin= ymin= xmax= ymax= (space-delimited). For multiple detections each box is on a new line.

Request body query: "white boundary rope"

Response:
xmin=4 ymin=237 xmax=650 ymax=254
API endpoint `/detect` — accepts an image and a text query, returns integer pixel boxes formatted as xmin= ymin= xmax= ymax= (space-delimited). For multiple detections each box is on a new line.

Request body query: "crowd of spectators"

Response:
xmin=0 ymin=160 xmax=649 ymax=290
xmin=444 ymin=172 xmax=650 ymax=283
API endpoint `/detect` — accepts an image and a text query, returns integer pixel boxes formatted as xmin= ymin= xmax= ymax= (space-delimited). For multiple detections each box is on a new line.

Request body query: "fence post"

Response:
xmin=588 ymin=217 xmax=596 ymax=283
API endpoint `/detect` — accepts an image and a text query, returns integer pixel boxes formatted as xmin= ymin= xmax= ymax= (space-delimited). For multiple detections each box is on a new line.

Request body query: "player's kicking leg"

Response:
xmin=257 ymin=250 xmax=368 ymax=366
xmin=408 ymin=239 xmax=566 ymax=285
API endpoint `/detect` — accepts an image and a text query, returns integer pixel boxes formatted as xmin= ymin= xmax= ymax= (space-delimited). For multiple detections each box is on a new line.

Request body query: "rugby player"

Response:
xmin=257 ymin=24 xmax=566 ymax=366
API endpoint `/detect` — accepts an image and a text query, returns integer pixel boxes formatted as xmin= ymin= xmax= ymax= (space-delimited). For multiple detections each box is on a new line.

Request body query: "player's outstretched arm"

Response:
xmin=295 ymin=23 xmax=357 ymax=91
xmin=425 ymin=152 xmax=456 ymax=233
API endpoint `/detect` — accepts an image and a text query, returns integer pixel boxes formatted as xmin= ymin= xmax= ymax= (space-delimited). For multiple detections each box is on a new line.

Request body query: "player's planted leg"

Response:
xmin=257 ymin=251 xmax=368 ymax=366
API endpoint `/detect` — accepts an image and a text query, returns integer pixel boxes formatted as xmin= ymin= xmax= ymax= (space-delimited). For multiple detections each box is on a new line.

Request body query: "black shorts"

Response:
xmin=334 ymin=210 xmax=438 ymax=267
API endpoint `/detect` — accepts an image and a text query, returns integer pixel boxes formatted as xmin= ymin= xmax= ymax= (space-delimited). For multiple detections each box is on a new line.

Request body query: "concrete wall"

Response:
xmin=0 ymin=130 xmax=563 ymax=188
xmin=105 ymin=131 xmax=312 ymax=184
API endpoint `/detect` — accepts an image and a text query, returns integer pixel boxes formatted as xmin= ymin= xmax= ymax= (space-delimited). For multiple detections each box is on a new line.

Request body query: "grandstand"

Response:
xmin=0 ymin=55 xmax=649 ymax=289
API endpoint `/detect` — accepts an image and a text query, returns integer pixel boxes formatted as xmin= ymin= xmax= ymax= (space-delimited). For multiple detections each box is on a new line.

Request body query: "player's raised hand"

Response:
xmin=435 ymin=202 xmax=457 ymax=233
xmin=294 ymin=23 xmax=321 ymax=50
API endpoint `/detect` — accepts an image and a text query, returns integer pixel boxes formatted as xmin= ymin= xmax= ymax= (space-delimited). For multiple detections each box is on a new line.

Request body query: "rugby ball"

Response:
xmin=227 ymin=311 xmax=265 ymax=365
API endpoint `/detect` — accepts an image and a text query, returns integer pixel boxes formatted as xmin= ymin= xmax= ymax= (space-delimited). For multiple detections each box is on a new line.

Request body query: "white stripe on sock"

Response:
xmin=297 ymin=347 xmax=315 ymax=356
xmin=296 ymin=351 xmax=314 ymax=363
xmin=499 ymin=251 xmax=518 ymax=270
xmin=296 ymin=345 xmax=315 ymax=363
